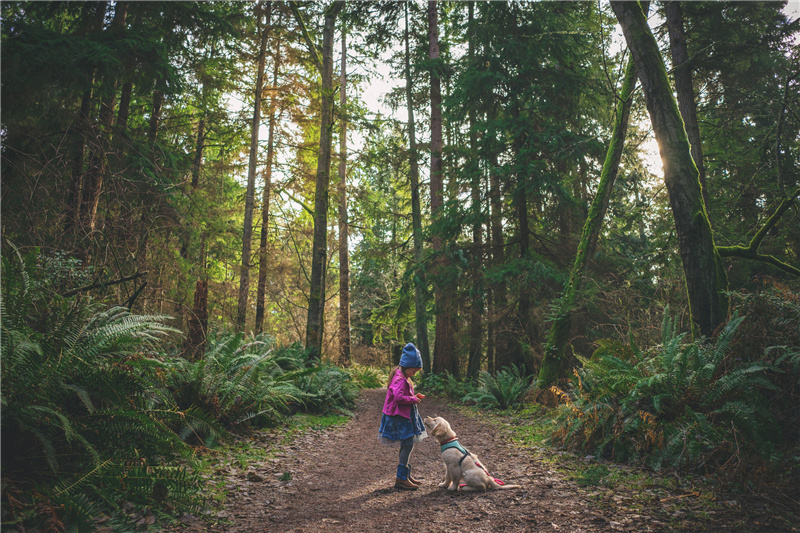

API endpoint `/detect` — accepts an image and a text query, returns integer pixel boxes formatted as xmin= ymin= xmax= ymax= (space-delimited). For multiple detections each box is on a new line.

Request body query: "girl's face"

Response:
xmin=404 ymin=367 xmax=421 ymax=378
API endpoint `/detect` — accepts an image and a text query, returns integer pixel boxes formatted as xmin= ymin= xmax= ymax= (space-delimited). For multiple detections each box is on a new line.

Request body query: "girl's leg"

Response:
xmin=398 ymin=437 xmax=414 ymax=466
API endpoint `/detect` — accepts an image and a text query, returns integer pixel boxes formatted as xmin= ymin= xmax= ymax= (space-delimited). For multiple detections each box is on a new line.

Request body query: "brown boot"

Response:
xmin=395 ymin=477 xmax=418 ymax=490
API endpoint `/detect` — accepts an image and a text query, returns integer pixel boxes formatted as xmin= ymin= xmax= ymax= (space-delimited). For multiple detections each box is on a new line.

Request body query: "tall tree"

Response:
xmin=538 ymin=55 xmax=640 ymax=387
xmin=664 ymin=1 xmax=709 ymax=212
xmin=237 ymin=1 xmax=272 ymax=331
xmin=79 ymin=1 xmax=128 ymax=234
xmin=612 ymin=0 xmax=727 ymax=337
xmin=256 ymin=21 xmax=283 ymax=335
xmin=291 ymin=0 xmax=345 ymax=359
xmin=428 ymin=0 xmax=456 ymax=376
xmin=465 ymin=0 xmax=484 ymax=380
xmin=337 ymin=24 xmax=352 ymax=365
xmin=405 ymin=1 xmax=431 ymax=374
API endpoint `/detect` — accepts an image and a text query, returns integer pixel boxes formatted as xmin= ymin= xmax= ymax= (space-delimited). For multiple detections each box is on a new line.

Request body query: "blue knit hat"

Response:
xmin=399 ymin=343 xmax=422 ymax=369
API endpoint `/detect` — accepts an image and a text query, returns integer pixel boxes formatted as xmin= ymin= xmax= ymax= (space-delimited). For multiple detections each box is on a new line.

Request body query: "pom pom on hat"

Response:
xmin=399 ymin=343 xmax=422 ymax=369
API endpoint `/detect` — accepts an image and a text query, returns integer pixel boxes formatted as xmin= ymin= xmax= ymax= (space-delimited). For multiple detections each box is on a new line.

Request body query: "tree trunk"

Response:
xmin=301 ymin=1 xmax=344 ymax=359
xmin=149 ymin=89 xmax=163 ymax=145
xmin=428 ymin=0 xmax=456 ymax=376
xmin=665 ymin=1 xmax=709 ymax=213
xmin=489 ymin=154 xmax=509 ymax=373
xmin=514 ymin=175 xmax=534 ymax=376
xmin=538 ymin=56 xmax=639 ymax=388
xmin=256 ymin=27 xmax=282 ymax=335
xmin=79 ymin=1 xmax=128 ymax=234
xmin=64 ymin=3 xmax=107 ymax=240
xmin=466 ymin=1 xmax=483 ymax=380
xmin=183 ymin=278 xmax=209 ymax=360
xmin=337 ymin=26 xmax=352 ymax=366
xmin=237 ymin=1 xmax=271 ymax=331
xmin=405 ymin=1 xmax=431 ymax=374
xmin=612 ymin=1 xmax=727 ymax=338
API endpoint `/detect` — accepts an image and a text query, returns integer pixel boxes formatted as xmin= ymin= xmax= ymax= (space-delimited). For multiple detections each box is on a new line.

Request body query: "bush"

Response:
xmin=1 ymin=244 xmax=202 ymax=529
xmin=550 ymin=305 xmax=798 ymax=477
xmin=462 ymin=365 xmax=533 ymax=409
xmin=345 ymin=363 xmax=390 ymax=389
xmin=162 ymin=333 xmax=306 ymax=441
xmin=417 ymin=371 xmax=477 ymax=400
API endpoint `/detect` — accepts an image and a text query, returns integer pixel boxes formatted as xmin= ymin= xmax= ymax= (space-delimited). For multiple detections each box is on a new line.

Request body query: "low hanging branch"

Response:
xmin=717 ymin=186 xmax=800 ymax=278
xmin=64 ymin=271 xmax=148 ymax=297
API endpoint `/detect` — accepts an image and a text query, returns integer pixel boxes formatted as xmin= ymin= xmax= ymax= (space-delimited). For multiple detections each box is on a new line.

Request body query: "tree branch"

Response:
xmin=289 ymin=1 xmax=323 ymax=73
xmin=717 ymin=186 xmax=800 ymax=277
xmin=64 ymin=271 xmax=148 ymax=297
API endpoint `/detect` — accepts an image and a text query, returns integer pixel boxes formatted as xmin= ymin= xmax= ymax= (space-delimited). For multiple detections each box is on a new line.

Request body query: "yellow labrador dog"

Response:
xmin=424 ymin=415 xmax=521 ymax=492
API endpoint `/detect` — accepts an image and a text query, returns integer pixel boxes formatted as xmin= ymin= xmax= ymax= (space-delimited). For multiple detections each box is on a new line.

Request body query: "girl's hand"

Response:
xmin=416 ymin=393 xmax=425 ymax=399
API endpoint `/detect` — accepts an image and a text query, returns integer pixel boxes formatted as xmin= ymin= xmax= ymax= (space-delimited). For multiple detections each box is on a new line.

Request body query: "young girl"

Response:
xmin=379 ymin=343 xmax=428 ymax=490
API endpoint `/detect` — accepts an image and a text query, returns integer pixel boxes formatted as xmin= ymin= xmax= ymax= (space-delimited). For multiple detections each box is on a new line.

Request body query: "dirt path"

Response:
xmin=169 ymin=389 xmax=680 ymax=532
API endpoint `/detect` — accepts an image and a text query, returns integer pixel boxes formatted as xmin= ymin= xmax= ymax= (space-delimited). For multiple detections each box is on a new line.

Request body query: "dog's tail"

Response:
xmin=490 ymin=478 xmax=521 ymax=490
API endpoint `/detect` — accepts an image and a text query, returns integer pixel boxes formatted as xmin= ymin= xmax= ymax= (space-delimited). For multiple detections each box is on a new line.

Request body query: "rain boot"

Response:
xmin=394 ymin=464 xmax=418 ymax=490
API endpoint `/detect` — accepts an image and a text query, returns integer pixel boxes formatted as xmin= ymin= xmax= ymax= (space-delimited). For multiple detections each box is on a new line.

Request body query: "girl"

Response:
xmin=379 ymin=343 xmax=428 ymax=490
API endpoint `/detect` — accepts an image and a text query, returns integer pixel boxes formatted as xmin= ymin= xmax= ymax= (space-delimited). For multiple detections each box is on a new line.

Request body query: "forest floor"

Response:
xmin=160 ymin=389 xmax=798 ymax=532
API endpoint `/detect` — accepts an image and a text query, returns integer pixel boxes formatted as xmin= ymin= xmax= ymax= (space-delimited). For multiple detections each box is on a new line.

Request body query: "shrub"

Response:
xmin=550 ymin=306 xmax=794 ymax=477
xmin=163 ymin=333 xmax=306 ymax=440
xmin=293 ymin=364 xmax=357 ymax=414
xmin=1 ymin=244 xmax=202 ymax=529
xmin=346 ymin=363 xmax=390 ymax=389
xmin=417 ymin=371 xmax=476 ymax=400
xmin=462 ymin=365 xmax=533 ymax=409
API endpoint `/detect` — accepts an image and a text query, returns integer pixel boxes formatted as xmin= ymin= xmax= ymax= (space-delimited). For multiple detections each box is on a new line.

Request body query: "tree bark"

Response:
xmin=79 ymin=1 xmax=128 ymax=234
xmin=298 ymin=1 xmax=344 ymax=359
xmin=466 ymin=1 xmax=483 ymax=380
xmin=405 ymin=2 xmax=431 ymax=374
xmin=665 ymin=1 xmax=709 ymax=213
xmin=256 ymin=26 xmax=282 ymax=335
xmin=183 ymin=279 xmax=209 ymax=360
xmin=612 ymin=1 xmax=727 ymax=338
xmin=538 ymin=55 xmax=639 ymax=388
xmin=237 ymin=1 xmax=271 ymax=331
xmin=489 ymin=154 xmax=509 ymax=373
xmin=428 ymin=0 xmax=456 ymax=376
xmin=337 ymin=25 xmax=352 ymax=366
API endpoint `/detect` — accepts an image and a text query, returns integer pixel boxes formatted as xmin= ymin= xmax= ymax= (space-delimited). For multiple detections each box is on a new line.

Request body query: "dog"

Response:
xmin=423 ymin=415 xmax=521 ymax=492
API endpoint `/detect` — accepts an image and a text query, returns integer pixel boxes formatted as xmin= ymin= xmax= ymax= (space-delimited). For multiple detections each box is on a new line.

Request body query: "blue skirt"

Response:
xmin=378 ymin=405 xmax=428 ymax=446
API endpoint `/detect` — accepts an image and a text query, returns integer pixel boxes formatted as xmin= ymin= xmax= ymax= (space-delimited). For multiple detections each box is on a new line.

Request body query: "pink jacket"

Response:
xmin=382 ymin=368 xmax=419 ymax=419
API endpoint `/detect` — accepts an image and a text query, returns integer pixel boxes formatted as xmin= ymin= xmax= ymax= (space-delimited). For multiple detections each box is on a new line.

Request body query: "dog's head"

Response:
xmin=424 ymin=415 xmax=456 ymax=444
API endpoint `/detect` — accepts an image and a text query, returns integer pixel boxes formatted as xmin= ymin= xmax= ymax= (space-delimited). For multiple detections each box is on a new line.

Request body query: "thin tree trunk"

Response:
xmin=428 ymin=0 xmax=456 ymax=376
xmin=466 ymin=1 xmax=483 ymax=380
xmin=538 ymin=55 xmax=639 ymax=388
xmin=337 ymin=26 xmax=352 ymax=366
xmin=294 ymin=1 xmax=344 ymax=359
xmin=514 ymin=173 xmax=534 ymax=376
xmin=183 ymin=278 xmax=209 ymax=360
xmin=489 ymin=154 xmax=508 ymax=373
xmin=405 ymin=1 xmax=431 ymax=374
xmin=64 ymin=2 xmax=106 ymax=238
xmin=237 ymin=1 xmax=271 ymax=331
xmin=665 ymin=1 xmax=709 ymax=213
xmin=149 ymin=90 xmax=163 ymax=145
xmin=612 ymin=1 xmax=727 ymax=338
xmin=79 ymin=1 xmax=127 ymax=234
xmin=256 ymin=26 xmax=282 ymax=335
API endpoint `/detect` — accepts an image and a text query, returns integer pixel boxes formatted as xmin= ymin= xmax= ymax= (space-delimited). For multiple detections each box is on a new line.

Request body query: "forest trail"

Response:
xmin=167 ymin=389 xmax=688 ymax=532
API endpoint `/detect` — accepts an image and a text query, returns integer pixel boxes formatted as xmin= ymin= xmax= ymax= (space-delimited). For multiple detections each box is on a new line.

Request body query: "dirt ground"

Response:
xmin=164 ymin=389 xmax=797 ymax=532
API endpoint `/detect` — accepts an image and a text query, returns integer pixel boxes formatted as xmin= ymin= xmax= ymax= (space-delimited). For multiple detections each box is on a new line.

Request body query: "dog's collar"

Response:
xmin=439 ymin=436 xmax=458 ymax=445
